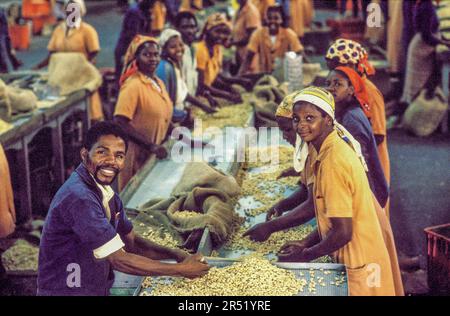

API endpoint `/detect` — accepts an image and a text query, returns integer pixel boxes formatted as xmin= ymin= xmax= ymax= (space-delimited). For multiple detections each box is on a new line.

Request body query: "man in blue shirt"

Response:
xmin=38 ymin=122 xmax=209 ymax=295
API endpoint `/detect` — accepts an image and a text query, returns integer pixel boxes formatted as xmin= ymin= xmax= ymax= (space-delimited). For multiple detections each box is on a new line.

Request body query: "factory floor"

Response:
xmin=3 ymin=1 xmax=448 ymax=296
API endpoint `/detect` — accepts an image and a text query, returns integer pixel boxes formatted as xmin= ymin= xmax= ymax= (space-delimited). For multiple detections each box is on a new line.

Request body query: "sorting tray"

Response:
xmin=138 ymin=258 xmax=348 ymax=296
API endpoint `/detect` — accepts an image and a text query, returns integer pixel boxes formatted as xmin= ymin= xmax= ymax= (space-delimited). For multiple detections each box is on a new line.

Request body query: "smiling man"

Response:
xmin=37 ymin=122 xmax=209 ymax=296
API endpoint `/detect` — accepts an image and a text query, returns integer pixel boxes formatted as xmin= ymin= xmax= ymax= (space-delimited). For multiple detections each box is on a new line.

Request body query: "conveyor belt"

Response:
xmin=138 ymin=259 xmax=348 ymax=296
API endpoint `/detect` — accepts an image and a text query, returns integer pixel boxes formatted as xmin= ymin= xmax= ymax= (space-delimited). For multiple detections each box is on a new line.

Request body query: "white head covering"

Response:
xmin=159 ymin=28 xmax=182 ymax=50
xmin=292 ymin=86 xmax=368 ymax=173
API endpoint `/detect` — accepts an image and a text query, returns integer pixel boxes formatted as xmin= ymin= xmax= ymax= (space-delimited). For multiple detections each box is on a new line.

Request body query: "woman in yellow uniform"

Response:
xmin=0 ymin=144 xmax=15 ymax=239
xmin=232 ymin=0 xmax=261 ymax=67
xmin=290 ymin=0 xmax=314 ymax=39
xmin=113 ymin=35 xmax=173 ymax=191
xmin=34 ymin=0 xmax=104 ymax=122
xmin=278 ymin=86 xmax=399 ymax=296
xmin=326 ymin=38 xmax=391 ymax=216
xmin=196 ymin=13 xmax=252 ymax=104
xmin=150 ymin=0 xmax=166 ymax=37
xmin=240 ymin=4 xmax=304 ymax=74
xmin=180 ymin=0 xmax=203 ymax=12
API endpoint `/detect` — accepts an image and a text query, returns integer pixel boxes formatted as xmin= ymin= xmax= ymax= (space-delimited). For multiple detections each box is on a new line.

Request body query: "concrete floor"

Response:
xmin=6 ymin=0 xmax=450 ymax=294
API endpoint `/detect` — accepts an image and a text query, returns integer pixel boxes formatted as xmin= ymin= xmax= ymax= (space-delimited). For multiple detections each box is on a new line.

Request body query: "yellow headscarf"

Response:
xmin=292 ymin=86 xmax=368 ymax=172
xmin=201 ymin=13 xmax=232 ymax=38
xmin=275 ymin=91 xmax=302 ymax=118
xmin=119 ymin=35 xmax=159 ymax=86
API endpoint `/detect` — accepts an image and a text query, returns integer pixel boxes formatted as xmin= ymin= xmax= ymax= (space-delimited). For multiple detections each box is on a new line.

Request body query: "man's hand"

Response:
xmin=179 ymin=253 xmax=210 ymax=279
xmin=276 ymin=167 xmax=300 ymax=180
xmin=243 ymin=222 xmax=273 ymax=242
xmin=201 ymin=105 xmax=217 ymax=114
xmin=266 ymin=206 xmax=283 ymax=221
xmin=150 ymin=144 xmax=168 ymax=159
xmin=277 ymin=240 xmax=310 ymax=262
xmin=172 ymin=248 xmax=190 ymax=263
xmin=228 ymin=92 xmax=242 ymax=104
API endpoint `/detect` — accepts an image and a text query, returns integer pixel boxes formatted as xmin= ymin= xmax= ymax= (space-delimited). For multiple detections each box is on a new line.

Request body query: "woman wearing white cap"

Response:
xmin=277 ymin=86 xmax=400 ymax=296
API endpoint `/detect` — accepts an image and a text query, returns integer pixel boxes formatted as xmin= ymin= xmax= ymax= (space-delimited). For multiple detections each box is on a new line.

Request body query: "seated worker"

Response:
xmin=326 ymin=39 xmax=390 ymax=215
xmin=239 ymin=4 xmax=304 ymax=75
xmin=150 ymin=0 xmax=167 ymax=37
xmin=196 ymin=13 xmax=253 ymax=104
xmin=38 ymin=122 xmax=209 ymax=296
xmin=156 ymin=29 xmax=216 ymax=125
xmin=34 ymin=0 xmax=104 ymax=122
xmin=231 ymin=0 xmax=261 ymax=67
xmin=113 ymin=35 xmax=172 ymax=192
xmin=326 ymin=66 xmax=389 ymax=209
xmin=180 ymin=0 xmax=203 ymax=12
xmin=172 ymin=11 xmax=200 ymax=100
xmin=277 ymin=87 xmax=399 ymax=296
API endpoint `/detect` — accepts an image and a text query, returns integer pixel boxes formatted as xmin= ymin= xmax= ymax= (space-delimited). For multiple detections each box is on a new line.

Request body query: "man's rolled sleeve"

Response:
xmin=66 ymin=197 xmax=119 ymax=251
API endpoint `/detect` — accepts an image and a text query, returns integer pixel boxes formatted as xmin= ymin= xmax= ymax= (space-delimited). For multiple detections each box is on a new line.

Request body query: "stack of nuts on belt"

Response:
xmin=218 ymin=224 xmax=315 ymax=256
xmin=140 ymin=255 xmax=304 ymax=296
xmin=239 ymin=146 xmax=298 ymax=217
xmin=173 ymin=210 xmax=202 ymax=219
xmin=139 ymin=223 xmax=180 ymax=249
xmin=192 ymin=100 xmax=253 ymax=137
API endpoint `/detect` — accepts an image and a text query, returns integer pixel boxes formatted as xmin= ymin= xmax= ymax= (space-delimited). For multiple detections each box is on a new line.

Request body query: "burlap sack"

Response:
xmin=255 ymin=75 xmax=279 ymax=87
xmin=6 ymin=86 xmax=37 ymax=114
xmin=303 ymin=63 xmax=322 ymax=86
xmin=0 ymin=79 xmax=11 ymax=121
xmin=402 ymin=87 xmax=448 ymax=137
xmin=48 ymin=52 xmax=102 ymax=95
xmin=138 ymin=162 xmax=241 ymax=249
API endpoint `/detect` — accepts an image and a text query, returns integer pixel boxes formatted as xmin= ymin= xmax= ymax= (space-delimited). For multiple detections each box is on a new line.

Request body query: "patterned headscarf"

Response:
xmin=201 ymin=13 xmax=232 ymax=38
xmin=119 ymin=35 xmax=159 ymax=86
xmin=292 ymin=86 xmax=368 ymax=173
xmin=326 ymin=38 xmax=375 ymax=76
xmin=335 ymin=66 xmax=371 ymax=119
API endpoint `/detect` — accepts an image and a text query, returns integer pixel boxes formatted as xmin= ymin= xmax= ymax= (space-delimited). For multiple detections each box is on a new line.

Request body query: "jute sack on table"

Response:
xmin=402 ymin=87 xmax=447 ymax=137
xmin=7 ymin=86 xmax=37 ymax=114
xmin=0 ymin=79 xmax=11 ymax=121
xmin=139 ymin=162 xmax=241 ymax=248
xmin=48 ymin=52 xmax=102 ymax=95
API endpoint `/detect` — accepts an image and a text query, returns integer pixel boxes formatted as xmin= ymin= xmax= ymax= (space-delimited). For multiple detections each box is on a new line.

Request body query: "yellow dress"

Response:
xmin=363 ymin=77 xmax=391 ymax=217
xmin=151 ymin=1 xmax=166 ymax=33
xmin=290 ymin=0 xmax=314 ymax=38
xmin=247 ymin=27 xmax=303 ymax=73
xmin=114 ymin=73 xmax=173 ymax=191
xmin=196 ymin=40 xmax=223 ymax=86
xmin=47 ymin=22 xmax=104 ymax=121
xmin=311 ymin=131 xmax=397 ymax=296
xmin=0 ymin=144 xmax=16 ymax=238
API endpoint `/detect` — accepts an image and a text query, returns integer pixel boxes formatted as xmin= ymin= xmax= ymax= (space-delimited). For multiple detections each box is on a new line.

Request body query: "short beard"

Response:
xmin=85 ymin=156 xmax=119 ymax=186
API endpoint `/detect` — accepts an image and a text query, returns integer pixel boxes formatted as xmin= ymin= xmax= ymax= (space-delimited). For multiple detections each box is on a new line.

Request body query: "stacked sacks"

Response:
xmin=249 ymin=75 xmax=287 ymax=127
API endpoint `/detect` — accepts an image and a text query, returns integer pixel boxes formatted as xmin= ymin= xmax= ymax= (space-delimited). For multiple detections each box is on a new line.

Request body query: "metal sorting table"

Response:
xmin=138 ymin=259 xmax=348 ymax=297
xmin=124 ymin=127 xmax=348 ymax=296
xmin=0 ymin=72 xmax=90 ymax=223
xmin=111 ymin=109 xmax=256 ymax=295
